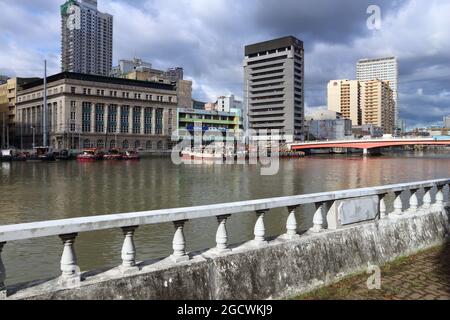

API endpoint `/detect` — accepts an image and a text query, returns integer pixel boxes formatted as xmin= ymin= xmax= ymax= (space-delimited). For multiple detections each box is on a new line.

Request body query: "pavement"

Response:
xmin=295 ymin=242 xmax=450 ymax=300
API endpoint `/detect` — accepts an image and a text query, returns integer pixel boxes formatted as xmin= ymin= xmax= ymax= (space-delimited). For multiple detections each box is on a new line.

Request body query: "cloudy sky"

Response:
xmin=1 ymin=0 xmax=449 ymax=128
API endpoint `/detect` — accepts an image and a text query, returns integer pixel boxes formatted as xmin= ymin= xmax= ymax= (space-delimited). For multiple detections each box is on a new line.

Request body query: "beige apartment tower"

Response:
xmin=327 ymin=80 xmax=361 ymax=126
xmin=327 ymin=79 xmax=395 ymax=134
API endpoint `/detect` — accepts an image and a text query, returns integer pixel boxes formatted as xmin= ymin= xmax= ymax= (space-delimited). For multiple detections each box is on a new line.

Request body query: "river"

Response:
xmin=0 ymin=151 xmax=449 ymax=284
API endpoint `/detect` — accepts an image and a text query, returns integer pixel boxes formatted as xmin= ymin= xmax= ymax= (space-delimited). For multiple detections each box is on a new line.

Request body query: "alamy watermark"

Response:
xmin=66 ymin=4 xmax=81 ymax=31
xmin=366 ymin=263 xmax=381 ymax=290
xmin=367 ymin=5 xmax=382 ymax=30
xmin=170 ymin=128 xmax=283 ymax=176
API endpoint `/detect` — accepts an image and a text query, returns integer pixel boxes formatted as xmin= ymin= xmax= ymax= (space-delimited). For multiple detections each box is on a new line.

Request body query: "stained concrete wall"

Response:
xmin=5 ymin=208 xmax=450 ymax=300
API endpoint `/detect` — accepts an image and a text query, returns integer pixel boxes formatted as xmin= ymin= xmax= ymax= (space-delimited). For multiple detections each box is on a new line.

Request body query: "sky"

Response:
xmin=0 ymin=0 xmax=449 ymax=129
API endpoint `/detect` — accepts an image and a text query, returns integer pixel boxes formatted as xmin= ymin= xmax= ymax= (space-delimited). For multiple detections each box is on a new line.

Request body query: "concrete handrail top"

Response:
xmin=0 ymin=178 xmax=449 ymax=243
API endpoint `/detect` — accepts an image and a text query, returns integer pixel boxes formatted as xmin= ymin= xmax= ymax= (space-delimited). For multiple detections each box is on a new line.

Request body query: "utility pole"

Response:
xmin=43 ymin=59 xmax=48 ymax=148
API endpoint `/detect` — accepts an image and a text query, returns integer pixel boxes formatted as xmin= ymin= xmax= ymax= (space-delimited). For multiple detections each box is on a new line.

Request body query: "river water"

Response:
xmin=0 ymin=151 xmax=449 ymax=285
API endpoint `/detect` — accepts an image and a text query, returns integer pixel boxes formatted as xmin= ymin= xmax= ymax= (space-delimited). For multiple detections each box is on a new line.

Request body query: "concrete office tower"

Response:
xmin=244 ymin=36 xmax=305 ymax=142
xmin=357 ymin=57 xmax=398 ymax=123
xmin=360 ymin=80 xmax=395 ymax=134
xmin=327 ymin=80 xmax=361 ymax=126
xmin=61 ymin=0 xmax=113 ymax=76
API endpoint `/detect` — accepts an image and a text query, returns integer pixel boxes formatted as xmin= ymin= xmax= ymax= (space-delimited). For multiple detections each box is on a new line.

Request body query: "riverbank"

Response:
xmin=291 ymin=243 xmax=450 ymax=300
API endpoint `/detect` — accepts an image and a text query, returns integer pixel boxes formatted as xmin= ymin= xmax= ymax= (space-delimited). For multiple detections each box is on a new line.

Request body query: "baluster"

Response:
xmin=121 ymin=226 xmax=138 ymax=270
xmin=422 ymin=186 xmax=432 ymax=211
xmin=393 ymin=191 xmax=403 ymax=215
xmin=0 ymin=242 xmax=5 ymax=295
xmin=215 ymin=215 xmax=231 ymax=253
xmin=59 ymin=233 xmax=79 ymax=278
xmin=379 ymin=194 xmax=387 ymax=219
xmin=171 ymin=220 xmax=189 ymax=263
xmin=434 ymin=185 xmax=444 ymax=211
xmin=284 ymin=206 xmax=300 ymax=239
xmin=253 ymin=210 xmax=268 ymax=245
xmin=311 ymin=202 xmax=324 ymax=232
xmin=408 ymin=189 xmax=419 ymax=213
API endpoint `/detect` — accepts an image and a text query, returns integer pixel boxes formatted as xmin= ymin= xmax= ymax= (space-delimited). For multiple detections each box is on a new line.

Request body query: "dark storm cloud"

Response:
xmin=0 ymin=0 xmax=449 ymax=128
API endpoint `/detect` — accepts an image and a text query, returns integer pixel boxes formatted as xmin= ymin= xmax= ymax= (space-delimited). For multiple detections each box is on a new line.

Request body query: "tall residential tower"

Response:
xmin=61 ymin=0 xmax=113 ymax=76
xmin=356 ymin=57 xmax=398 ymax=126
xmin=244 ymin=36 xmax=305 ymax=142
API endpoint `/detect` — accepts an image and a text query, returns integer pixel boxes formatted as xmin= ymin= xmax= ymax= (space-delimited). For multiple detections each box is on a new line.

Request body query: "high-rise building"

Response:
xmin=444 ymin=116 xmax=450 ymax=129
xmin=356 ymin=57 xmax=398 ymax=124
xmin=244 ymin=36 xmax=305 ymax=142
xmin=360 ymin=80 xmax=395 ymax=134
xmin=327 ymin=80 xmax=361 ymax=126
xmin=61 ymin=0 xmax=113 ymax=76
xmin=327 ymin=79 xmax=395 ymax=134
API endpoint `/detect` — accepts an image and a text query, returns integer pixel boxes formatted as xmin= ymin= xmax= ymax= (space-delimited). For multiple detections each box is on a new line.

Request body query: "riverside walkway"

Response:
xmin=296 ymin=243 xmax=450 ymax=300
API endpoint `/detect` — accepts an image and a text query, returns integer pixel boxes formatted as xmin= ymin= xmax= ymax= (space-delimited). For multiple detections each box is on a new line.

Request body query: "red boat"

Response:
xmin=77 ymin=148 xmax=104 ymax=162
xmin=104 ymin=149 xmax=123 ymax=160
xmin=122 ymin=150 xmax=140 ymax=160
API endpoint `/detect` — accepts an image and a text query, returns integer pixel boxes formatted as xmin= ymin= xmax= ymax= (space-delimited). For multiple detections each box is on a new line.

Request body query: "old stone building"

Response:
xmin=16 ymin=72 xmax=178 ymax=150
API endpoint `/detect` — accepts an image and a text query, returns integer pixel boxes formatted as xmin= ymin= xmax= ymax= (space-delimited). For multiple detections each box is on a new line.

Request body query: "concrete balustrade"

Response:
xmin=0 ymin=178 xmax=449 ymax=296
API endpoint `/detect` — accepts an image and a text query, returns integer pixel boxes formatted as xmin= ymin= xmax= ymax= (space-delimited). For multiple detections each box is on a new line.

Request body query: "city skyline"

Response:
xmin=0 ymin=0 xmax=449 ymax=128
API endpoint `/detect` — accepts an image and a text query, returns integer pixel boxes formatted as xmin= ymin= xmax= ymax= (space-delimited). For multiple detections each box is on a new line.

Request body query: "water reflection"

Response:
xmin=0 ymin=151 xmax=449 ymax=284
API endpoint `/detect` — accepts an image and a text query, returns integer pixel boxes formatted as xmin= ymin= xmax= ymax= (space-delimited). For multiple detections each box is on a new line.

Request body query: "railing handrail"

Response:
xmin=290 ymin=137 xmax=443 ymax=145
xmin=0 ymin=178 xmax=449 ymax=243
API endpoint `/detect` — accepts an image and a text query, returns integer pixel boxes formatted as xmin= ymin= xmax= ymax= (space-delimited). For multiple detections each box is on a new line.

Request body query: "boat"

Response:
xmin=104 ymin=149 xmax=123 ymax=160
xmin=1 ymin=149 xmax=14 ymax=162
xmin=54 ymin=149 xmax=74 ymax=161
xmin=76 ymin=148 xmax=104 ymax=162
xmin=181 ymin=148 xmax=224 ymax=162
xmin=27 ymin=147 xmax=56 ymax=162
xmin=122 ymin=150 xmax=140 ymax=161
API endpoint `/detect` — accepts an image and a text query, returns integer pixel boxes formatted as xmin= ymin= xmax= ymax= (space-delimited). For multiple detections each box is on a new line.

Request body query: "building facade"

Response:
xmin=444 ymin=116 xmax=450 ymax=129
xmin=61 ymin=0 xmax=113 ymax=76
xmin=327 ymin=80 xmax=361 ymax=126
xmin=360 ymin=80 xmax=395 ymax=134
xmin=0 ymin=77 xmax=40 ymax=148
xmin=244 ymin=36 xmax=305 ymax=142
xmin=16 ymin=72 xmax=178 ymax=151
xmin=177 ymin=107 xmax=243 ymax=141
xmin=356 ymin=57 xmax=398 ymax=123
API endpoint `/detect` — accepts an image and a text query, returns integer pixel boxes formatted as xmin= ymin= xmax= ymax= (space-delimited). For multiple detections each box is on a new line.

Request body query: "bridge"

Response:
xmin=0 ymin=179 xmax=449 ymax=300
xmin=288 ymin=138 xmax=450 ymax=154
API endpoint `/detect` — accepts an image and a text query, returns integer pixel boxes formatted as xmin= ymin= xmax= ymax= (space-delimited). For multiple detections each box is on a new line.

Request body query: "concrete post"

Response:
xmin=434 ymin=185 xmax=444 ymax=211
xmin=422 ymin=187 xmax=432 ymax=211
xmin=393 ymin=191 xmax=403 ymax=215
xmin=311 ymin=202 xmax=324 ymax=232
xmin=215 ymin=215 xmax=231 ymax=253
xmin=0 ymin=242 xmax=5 ymax=295
xmin=285 ymin=206 xmax=299 ymax=239
xmin=379 ymin=194 xmax=387 ymax=219
xmin=59 ymin=233 xmax=79 ymax=278
xmin=120 ymin=226 xmax=138 ymax=270
xmin=253 ymin=210 xmax=268 ymax=245
xmin=171 ymin=220 xmax=189 ymax=263
xmin=408 ymin=189 xmax=419 ymax=213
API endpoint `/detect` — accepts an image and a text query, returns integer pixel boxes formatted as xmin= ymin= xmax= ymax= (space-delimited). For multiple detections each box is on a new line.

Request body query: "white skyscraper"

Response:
xmin=357 ymin=57 xmax=398 ymax=124
xmin=61 ymin=0 xmax=113 ymax=76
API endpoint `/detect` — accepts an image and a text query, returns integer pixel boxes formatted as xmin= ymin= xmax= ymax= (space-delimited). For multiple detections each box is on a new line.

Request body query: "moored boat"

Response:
xmin=104 ymin=149 xmax=123 ymax=160
xmin=76 ymin=148 xmax=103 ymax=162
xmin=27 ymin=147 xmax=56 ymax=162
xmin=122 ymin=150 xmax=140 ymax=160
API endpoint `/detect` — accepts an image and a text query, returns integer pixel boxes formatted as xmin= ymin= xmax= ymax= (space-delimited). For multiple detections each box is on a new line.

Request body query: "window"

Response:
xmin=157 ymin=141 xmax=163 ymax=150
xmin=120 ymin=106 xmax=130 ymax=133
xmin=122 ymin=140 xmax=129 ymax=149
xmin=134 ymin=140 xmax=141 ymax=149
xmin=155 ymin=108 xmax=163 ymax=135
xmin=144 ymin=108 xmax=152 ymax=134
xmin=146 ymin=141 xmax=152 ymax=150
xmin=108 ymin=105 xmax=117 ymax=133
xmin=71 ymin=87 xmax=76 ymax=94
xmin=133 ymin=107 xmax=141 ymax=134
xmin=82 ymin=102 xmax=91 ymax=132
xmin=95 ymin=104 xmax=105 ymax=133
xmin=110 ymin=140 xmax=116 ymax=149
